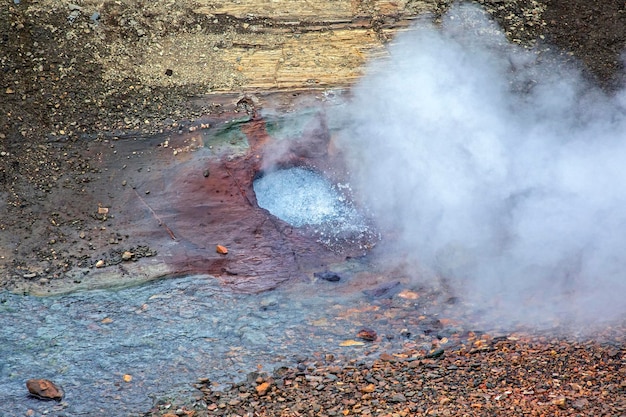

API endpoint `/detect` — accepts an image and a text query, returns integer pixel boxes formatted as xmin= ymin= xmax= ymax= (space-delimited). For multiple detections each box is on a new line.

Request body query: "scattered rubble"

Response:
xmin=148 ymin=332 xmax=626 ymax=416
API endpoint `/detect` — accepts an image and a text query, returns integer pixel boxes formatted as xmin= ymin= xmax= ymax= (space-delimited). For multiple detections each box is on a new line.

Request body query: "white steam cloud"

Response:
xmin=337 ymin=4 xmax=626 ymax=328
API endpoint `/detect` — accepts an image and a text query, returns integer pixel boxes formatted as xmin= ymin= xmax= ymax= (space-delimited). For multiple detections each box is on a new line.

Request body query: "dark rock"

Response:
xmin=390 ymin=393 xmax=406 ymax=402
xmin=572 ymin=398 xmax=589 ymax=410
xmin=314 ymin=271 xmax=341 ymax=282
xmin=363 ymin=281 xmax=401 ymax=298
xmin=26 ymin=379 xmax=63 ymax=401
xmin=425 ymin=348 xmax=445 ymax=359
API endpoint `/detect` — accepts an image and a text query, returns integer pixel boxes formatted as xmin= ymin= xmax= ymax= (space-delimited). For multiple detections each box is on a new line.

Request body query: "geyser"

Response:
xmin=253 ymin=167 xmax=363 ymax=229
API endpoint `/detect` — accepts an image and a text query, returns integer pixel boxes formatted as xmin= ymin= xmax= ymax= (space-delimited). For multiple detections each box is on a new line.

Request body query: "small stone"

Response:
xmin=360 ymin=384 xmax=376 ymax=393
xmin=23 ymin=273 xmax=37 ymax=279
xmin=363 ymin=281 xmax=401 ymax=298
xmin=121 ymin=251 xmax=133 ymax=261
xmin=26 ymin=379 xmax=63 ymax=401
xmin=357 ymin=328 xmax=377 ymax=341
xmin=122 ymin=180 xmax=127 ymax=186
xmin=165 ymin=69 xmax=173 ymax=76
xmin=79 ymin=231 xmax=86 ymax=239
xmin=339 ymin=339 xmax=364 ymax=347
xmin=398 ymin=289 xmax=419 ymax=300
xmin=572 ymin=398 xmax=589 ymax=410
xmin=255 ymin=381 xmax=271 ymax=395
xmin=95 ymin=260 xmax=105 ymax=268
xmin=216 ymin=245 xmax=228 ymax=255
xmin=6 ymin=88 xmax=14 ymax=94
xmin=203 ymin=169 xmax=210 ymax=178
xmin=260 ymin=296 xmax=277 ymax=309
xmin=314 ymin=271 xmax=341 ymax=282
xmin=97 ymin=206 xmax=109 ymax=215
xmin=425 ymin=348 xmax=445 ymax=359
xmin=390 ymin=393 xmax=406 ymax=403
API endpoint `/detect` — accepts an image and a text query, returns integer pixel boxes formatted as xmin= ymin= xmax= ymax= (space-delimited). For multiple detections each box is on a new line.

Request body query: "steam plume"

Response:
xmin=337 ymin=4 xmax=626 ymax=328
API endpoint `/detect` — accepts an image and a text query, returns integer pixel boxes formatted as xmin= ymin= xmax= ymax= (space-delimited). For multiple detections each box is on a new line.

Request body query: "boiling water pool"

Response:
xmin=253 ymin=167 xmax=376 ymax=249
xmin=253 ymin=167 xmax=366 ymax=230
xmin=0 ymin=274 xmax=443 ymax=417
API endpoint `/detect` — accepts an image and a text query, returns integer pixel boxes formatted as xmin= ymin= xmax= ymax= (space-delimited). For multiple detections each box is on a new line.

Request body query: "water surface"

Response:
xmin=0 ymin=273 xmax=435 ymax=416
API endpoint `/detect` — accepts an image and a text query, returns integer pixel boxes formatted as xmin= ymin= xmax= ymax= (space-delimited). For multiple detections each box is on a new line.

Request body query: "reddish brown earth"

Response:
xmin=1 ymin=93 xmax=373 ymax=295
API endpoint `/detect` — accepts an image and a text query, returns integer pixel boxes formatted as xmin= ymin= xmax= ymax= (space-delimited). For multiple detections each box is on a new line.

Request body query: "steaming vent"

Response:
xmin=253 ymin=167 xmax=376 ymax=248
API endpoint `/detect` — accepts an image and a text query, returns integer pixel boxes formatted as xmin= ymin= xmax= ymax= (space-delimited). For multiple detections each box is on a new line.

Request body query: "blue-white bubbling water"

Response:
xmin=253 ymin=167 xmax=364 ymax=231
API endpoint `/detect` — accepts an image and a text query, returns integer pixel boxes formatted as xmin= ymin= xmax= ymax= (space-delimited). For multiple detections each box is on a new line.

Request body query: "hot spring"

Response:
xmin=252 ymin=167 xmax=375 ymax=247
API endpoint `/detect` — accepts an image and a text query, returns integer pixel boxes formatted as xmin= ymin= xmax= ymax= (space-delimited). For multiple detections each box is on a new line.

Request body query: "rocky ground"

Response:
xmin=2 ymin=0 xmax=625 ymax=415
xmin=147 ymin=329 xmax=626 ymax=416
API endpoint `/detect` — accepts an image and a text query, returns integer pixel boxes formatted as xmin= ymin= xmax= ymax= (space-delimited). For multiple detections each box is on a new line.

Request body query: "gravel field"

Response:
xmin=148 ymin=331 xmax=626 ymax=416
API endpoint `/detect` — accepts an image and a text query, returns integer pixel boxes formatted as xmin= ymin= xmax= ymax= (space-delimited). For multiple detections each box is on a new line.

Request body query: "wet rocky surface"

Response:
xmin=6 ymin=262 xmax=623 ymax=417
xmin=0 ymin=267 xmax=456 ymax=416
